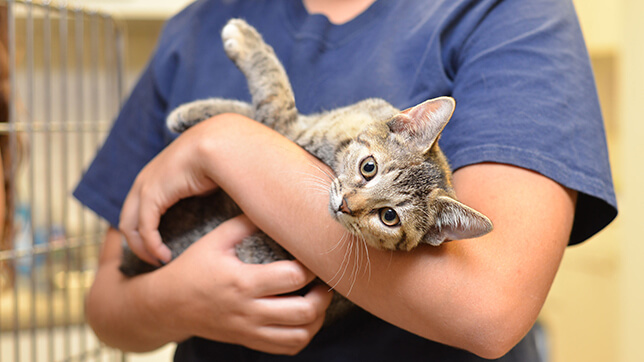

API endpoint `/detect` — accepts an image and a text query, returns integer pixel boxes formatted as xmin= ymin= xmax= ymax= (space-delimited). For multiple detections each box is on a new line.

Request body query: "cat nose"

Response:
xmin=338 ymin=197 xmax=353 ymax=215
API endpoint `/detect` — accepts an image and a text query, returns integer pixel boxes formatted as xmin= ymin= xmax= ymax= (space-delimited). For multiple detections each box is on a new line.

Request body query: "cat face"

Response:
xmin=328 ymin=97 xmax=493 ymax=251
xmin=328 ymin=123 xmax=442 ymax=250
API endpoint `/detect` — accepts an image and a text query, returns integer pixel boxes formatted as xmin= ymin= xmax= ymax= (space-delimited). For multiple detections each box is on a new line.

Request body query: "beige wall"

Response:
xmin=119 ymin=1 xmax=641 ymax=361
xmin=616 ymin=0 xmax=644 ymax=361
xmin=541 ymin=1 xmax=643 ymax=361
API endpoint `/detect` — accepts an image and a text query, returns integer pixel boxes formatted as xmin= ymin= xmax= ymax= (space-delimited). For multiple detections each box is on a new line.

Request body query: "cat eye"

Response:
xmin=379 ymin=208 xmax=400 ymax=226
xmin=359 ymin=156 xmax=378 ymax=180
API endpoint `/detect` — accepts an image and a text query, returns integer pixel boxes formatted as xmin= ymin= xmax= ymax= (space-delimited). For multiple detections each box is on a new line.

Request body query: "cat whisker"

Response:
xmin=306 ymin=175 xmax=333 ymax=187
xmin=322 ymin=230 xmax=350 ymax=255
xmin=328 ymin=232 xmax=355 ymax=294
xmin=308 ymin=183 xmax=329 ymax=195
xmin=284 ymin=170 xmax=333 ymax=186
xmin=306 ymin=161 xmax=335 ymax=182
xmin=327 ymin=240 xmax=349 ymax=287
xmin=304 ymin=186 xmax=332 ymax=197
xmin=360 ymin=234 xmax=372 ymax=282
xmin=309 ymin=190 xmax=332 ymax=198
xmin=284 ymin=171 xmax=332 ymax=198
xmin=348 ymin=231 xmax=372 ymax=294
xmin=288 ymin=172 xmax=333 ymax=192
xmin=339 ymin=226 xmax=366 ymax=297
xmin=346 ymin=238 xmax=359 ymax=297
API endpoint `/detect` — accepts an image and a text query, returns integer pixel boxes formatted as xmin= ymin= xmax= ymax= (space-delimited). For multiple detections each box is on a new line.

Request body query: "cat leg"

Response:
xmin=221 ymin=19 xmax=298 ymax=133
xmin=166 ymin=98 xmax=253 ymax=133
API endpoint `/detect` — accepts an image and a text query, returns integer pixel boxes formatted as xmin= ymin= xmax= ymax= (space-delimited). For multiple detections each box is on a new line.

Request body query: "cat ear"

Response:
xmin=423 ymin=195 xmax=493 ymax=246
xmin=388 ymin=96 xmax=455 ymax=151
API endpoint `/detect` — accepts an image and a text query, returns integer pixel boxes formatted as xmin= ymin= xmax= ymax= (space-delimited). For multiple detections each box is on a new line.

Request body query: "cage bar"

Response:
xmin=0 ymin=1 xmax=125 ymax=360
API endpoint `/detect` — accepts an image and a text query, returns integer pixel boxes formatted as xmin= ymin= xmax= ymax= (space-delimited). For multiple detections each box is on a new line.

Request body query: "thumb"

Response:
xmin=203 ymin=214 xmax=260 ymax=250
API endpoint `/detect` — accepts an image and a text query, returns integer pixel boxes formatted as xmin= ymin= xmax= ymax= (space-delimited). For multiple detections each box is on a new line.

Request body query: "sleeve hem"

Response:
xmin=72 ymin=182 xmax=122 ymax=229
xmin=447 ymin=144 xmax=618 ymax=244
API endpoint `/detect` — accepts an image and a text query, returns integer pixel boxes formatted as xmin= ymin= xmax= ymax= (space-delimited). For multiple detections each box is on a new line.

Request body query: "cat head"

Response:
xmin=329 ymin=97 xmax=493 ymax=251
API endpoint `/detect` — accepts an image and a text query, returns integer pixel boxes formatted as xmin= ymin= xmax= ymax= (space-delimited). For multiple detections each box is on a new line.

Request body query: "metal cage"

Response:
xmin=0 ymin=0 xmax=125 ymax=360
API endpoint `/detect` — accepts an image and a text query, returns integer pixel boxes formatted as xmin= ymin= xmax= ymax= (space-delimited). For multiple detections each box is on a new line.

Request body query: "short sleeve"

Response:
xmin=439 ymin=0 xmax=617 ymax=244
xmin=72 ymin=0 xmax=244 ymax=227
xmin=72 ymin=63 xmax=171 ymax=227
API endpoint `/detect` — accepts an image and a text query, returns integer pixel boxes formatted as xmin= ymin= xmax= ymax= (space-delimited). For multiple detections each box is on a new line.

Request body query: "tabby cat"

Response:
xmin=119 ymin=19 xmax=492 ymax=319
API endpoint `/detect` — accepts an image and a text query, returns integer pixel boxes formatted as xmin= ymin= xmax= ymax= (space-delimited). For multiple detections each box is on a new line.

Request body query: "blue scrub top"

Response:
xmin=74 ymin=1 xmax=617 ymax=360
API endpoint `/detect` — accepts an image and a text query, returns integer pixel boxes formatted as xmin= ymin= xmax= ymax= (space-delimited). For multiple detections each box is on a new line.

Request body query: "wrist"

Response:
xmin=138 ymin=265 xmax=194 ymax=344
xmin=191 ymin=113 xmax=255 ymax=187
xmin=88 ymin=263 xmax=190 ymax=351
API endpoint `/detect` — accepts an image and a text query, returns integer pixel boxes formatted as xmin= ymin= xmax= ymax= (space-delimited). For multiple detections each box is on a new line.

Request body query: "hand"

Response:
xmin=89 ymin=216 xmax=334 ymax=353
xmin=119 ymin=123 xmax=219 ymax=265
xmin=159 ymin=214 xmax=334 ymax=355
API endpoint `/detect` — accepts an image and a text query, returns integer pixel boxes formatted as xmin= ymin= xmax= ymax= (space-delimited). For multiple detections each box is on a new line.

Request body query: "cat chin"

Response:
xmin=330 ymin=211 xmax=354 ymax=230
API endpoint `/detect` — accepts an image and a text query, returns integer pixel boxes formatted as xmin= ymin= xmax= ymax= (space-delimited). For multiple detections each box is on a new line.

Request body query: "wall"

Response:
xmin=616 ymin=0 xmax=644 ymax=361
xmin=537 ymin=1 xmax=622 ymax=360
xmin=542 ymin=1 xmax=644 ymax=362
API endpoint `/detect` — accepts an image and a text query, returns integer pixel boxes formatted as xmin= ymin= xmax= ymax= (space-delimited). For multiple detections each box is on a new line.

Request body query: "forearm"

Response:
xmin=87 ymin=228 xmax=189 ymax=352
xmin=92 ymin=219 xmax=333 ymax=355
xmin=192 ymin=114 xmax=575 ymax=358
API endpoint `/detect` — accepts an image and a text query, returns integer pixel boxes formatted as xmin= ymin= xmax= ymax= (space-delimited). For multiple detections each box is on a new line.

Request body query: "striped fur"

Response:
xmin=120 ymin=19 xmax=492 ymax=322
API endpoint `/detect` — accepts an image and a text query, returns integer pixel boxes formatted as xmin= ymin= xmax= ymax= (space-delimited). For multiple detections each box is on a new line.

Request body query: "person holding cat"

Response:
xmin=75 ymin=0 xmax=617 ymax=361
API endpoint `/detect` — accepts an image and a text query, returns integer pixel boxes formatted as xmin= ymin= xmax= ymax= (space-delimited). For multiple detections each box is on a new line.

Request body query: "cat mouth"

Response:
xmin=329 ymin=195 xmax=355 ymax=226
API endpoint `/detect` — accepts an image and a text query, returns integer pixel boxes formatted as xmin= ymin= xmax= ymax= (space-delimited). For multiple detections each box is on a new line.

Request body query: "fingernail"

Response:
xmin=157 ymin=245 xmax=173 ymax=264
xmin=157 ymin=259 xmax=167 ymax=266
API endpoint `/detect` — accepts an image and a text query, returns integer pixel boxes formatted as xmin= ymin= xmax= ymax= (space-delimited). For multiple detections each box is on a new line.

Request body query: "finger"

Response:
xmin=238 ymin=328 xmax=311 ymax=356
xmin=133 ymin=181 xmax=177 ymax=263
xmin=254 ymin=284 xmax=334 ymax=326
xmin=245 ymin=260 xmax=318 ymax=297
xmin=252 ymin=319 xmax=325 ymax=355
xmin=305 ymin=283 xmax=335 ymax=311
xmin=137 ymin=196 xmax=172 ymax=263
xmin=204 ymin=214 xmax=260 ymax=250
xmin=119 ymin=186 xmax=161 ymax=266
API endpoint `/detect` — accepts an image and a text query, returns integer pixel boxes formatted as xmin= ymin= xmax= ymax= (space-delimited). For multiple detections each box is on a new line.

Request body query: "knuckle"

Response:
xmin=232 ymin=276 xmax=254 ymax=296
xmin=118 ymin=219 xmax=136 ymax=235
xmin=297 ymin=303 xmax=318 ymax=324
xmin=139 ymin=186 xmax=157 ymax=203
xmin=283 ymin=266 xmax=307 ymax=290
xmin=290 ymin=330 xmax=313 ymax=350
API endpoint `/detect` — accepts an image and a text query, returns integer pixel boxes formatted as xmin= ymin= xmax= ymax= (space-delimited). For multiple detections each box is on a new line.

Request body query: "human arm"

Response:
xmin=120 ymin=114 xmax=576 ymax=358
xmin=86 ymin=215 xmax=333 ymax=355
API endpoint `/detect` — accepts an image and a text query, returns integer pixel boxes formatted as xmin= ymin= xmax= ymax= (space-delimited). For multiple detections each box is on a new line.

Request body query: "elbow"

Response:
xmin=469 ymin=315 xmax=536 ymax=359
xmin=454 ymin=297 xmax=539 ymax=359
xmin=85 ymin=282 xmax=115 ymax=348
xmin=465 ymin=330 xmax=526 ymax=360
xmin=85 ymin=291 xmax=156 ymax=353
xmin=85 ymin=277 xmax=153 ymax=353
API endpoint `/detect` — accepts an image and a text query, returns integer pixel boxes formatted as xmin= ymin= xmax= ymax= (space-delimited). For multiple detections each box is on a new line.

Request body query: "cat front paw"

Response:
xmin=166 ymin=105 xmax=190 ymax=133
xmin=221 ymin=18 xmax=263 ymax=63
xmin=167 ymin=102 xmax=211 ymax=133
